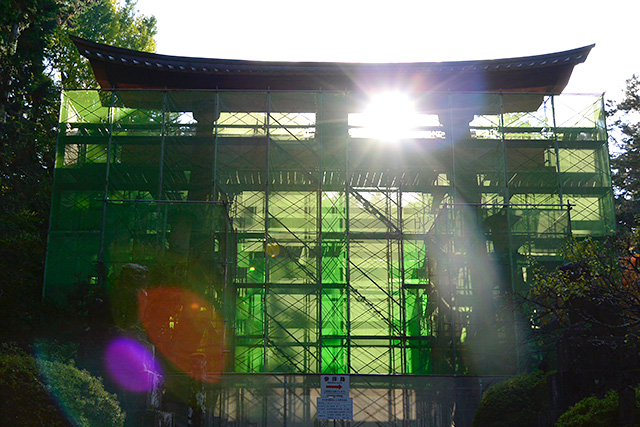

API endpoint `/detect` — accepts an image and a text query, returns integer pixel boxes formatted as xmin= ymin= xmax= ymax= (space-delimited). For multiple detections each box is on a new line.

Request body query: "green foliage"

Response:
xmin=0 ymin=0 xmax=156 ymax=345
xmin=47 ymin=0 xmax=157 ymax=88
xmin=38 ymin=357 xmax=125 ymax=427
xmin=611 ymin=75 xmax=640 ymax=230
xmin=0 ymin=346 xmax=124 ymax=427
xmin=554 ymin=389 xmax=640 ymax=427
xmin=0 ymin=0 xmax=60 ymax=344
xmin=0 ymin=346 xmax=68 ymax=426
xmin=527 ymin=234 xmax=640 ymax=336
xmin=556 ymin=392 xmax=618 ymax=427
xmin=472 ymin=371 xmax=549 ymax=427
xmin=525 ymin=234 xmax=640 ymax=411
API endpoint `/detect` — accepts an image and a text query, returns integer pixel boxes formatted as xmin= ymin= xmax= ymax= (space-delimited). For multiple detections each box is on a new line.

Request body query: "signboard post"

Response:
xmin=321 ymin=375 xmax=350 ymax=398
xmin=318 ymin=375 xmax=353 ymax=420
xmin=317 ymin=397 xmax=353 ymax=420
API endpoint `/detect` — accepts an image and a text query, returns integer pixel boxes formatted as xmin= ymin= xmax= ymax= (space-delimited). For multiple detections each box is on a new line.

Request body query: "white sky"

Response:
xmin=133 ymin=0 xmax=639 ymax=101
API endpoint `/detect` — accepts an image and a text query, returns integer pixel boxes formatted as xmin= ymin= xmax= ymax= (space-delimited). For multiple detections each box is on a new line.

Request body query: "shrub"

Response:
xmin=0 ymin=348 xmax=68 ymax=426
xmin=472 ymin=371 xmax=548 ymax=427
xmin=0 ymin=346 xmax=125 ymax=427
xmin=39 ymin=359 xmax=125 ymax=426
xmin=555 ymin=389 xmax=640 ymax=427
xmin=555 ymin=391 xmax=617 ymax=427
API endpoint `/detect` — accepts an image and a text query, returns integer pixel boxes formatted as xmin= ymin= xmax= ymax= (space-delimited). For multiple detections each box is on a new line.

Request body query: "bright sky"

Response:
xmin=133 ymin=0 xmax=639 ymax=101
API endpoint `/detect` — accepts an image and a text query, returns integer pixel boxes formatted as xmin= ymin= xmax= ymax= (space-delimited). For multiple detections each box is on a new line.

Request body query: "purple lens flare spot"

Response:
xmin=104 ymin=337 xmax=163 ymax=392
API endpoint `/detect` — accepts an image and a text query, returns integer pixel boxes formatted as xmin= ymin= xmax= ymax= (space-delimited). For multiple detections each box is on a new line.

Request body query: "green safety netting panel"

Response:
xmin=46 ymin=90 xmax=614 ymax=377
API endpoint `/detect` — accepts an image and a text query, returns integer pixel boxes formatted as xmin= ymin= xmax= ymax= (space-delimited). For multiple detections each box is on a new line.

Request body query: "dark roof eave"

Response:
xmin=70 ymin=36 xmax=594 ymax=94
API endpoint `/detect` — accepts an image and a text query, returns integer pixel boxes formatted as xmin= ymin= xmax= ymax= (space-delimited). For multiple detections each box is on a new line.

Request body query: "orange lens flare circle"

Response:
xmin=266 ymin=242 xmax=281 ymax=258
xmin=137 ymin=287 xmax=224 ymax=382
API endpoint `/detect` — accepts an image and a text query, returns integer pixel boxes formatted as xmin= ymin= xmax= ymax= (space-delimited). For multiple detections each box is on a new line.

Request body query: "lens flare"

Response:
xmin=138 ymin=287 xmax=225 ymax=382
xmin=349 ymin=92 xmax=437 ymax=141
xmin=104 ymin=337 xmax=163 ymax=392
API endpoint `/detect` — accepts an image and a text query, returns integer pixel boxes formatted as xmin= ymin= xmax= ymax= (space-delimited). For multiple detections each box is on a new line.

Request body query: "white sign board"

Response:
xmin=321 ymin=375 xmax=350 ymax=398
xmin=317 ymin=397 xmax=353 ymax=420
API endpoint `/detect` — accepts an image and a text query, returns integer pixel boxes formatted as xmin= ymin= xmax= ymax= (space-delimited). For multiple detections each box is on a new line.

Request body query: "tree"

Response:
xmin=611 ymin=75 xmax=640 ymax=230
xmin=0 ymin=0 xmax=60 ymax=343
xmin=523 ymin=234 xmax=640 ymax=413
xmin=47 ymin=0 xmax=157 ymax=89
xmin=1 ymin=2 xmax=155 ymax=423
xmin=527 ymin=235 xmax=640 ymax=337
xmin=0 ymin=0 xmax=157 ymax=345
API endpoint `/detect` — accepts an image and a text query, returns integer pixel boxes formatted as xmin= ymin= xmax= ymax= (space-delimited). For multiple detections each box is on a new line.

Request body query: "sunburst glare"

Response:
xmin=349 ymin=92 xmax=440 ymax=141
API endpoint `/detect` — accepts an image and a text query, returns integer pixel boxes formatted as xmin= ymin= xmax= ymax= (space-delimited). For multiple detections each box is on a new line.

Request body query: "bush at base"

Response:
xmin=0 ymin=347 xmax=125 ymax=427
xmin=556 ymin=389 xmax=640 ymax=427
xmin=472 ymin=371 xmax=548 ymax=427
xmin=555 ymin=391 xmax=617 ymax=427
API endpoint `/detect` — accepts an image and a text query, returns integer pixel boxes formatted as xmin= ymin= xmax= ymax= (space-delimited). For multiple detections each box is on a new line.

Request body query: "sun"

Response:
xmin=349 ymin=92 xmax=433 ymax=141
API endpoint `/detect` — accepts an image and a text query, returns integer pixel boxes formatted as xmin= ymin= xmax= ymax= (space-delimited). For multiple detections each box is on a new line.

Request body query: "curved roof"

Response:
xmin=72 ymin=36 xmax=593 ymax=94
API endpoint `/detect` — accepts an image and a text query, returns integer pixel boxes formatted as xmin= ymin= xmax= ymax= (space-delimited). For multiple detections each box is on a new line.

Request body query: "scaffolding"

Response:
xmin=45 ymin=89 xmax=614 ymax=424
